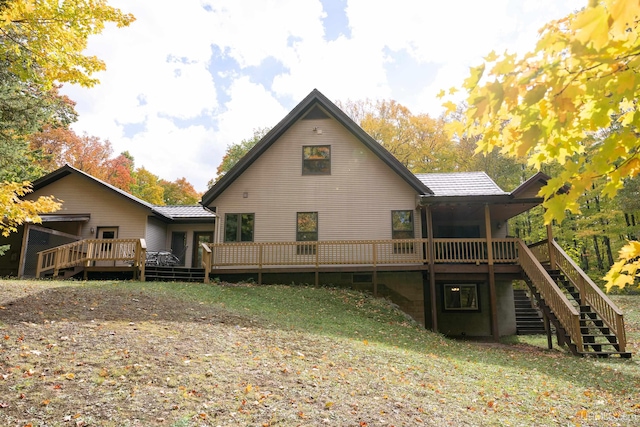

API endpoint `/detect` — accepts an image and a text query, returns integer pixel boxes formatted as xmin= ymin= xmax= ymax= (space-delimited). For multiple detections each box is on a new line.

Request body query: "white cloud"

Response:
xmin=60 ymin=0 xmax=587 ymax=194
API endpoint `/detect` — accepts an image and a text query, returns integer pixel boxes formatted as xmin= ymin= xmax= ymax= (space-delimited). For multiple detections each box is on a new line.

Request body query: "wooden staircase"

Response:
xmin=547 ymin=269 xmax=631 ymax=358
xmin=524 ymin=241 xmax=631 ymax=358
xmin=513 ymin=289 xmax=547 ymax=335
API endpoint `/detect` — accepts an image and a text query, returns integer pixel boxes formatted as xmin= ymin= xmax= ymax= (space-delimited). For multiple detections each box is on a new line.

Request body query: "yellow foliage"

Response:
xmin=0 ymin=0 xmax=135 ymax=88
xmin=448 ymin=0 xmax=640 ymax=290
xmin=0 ymin=182 xmax=61 ymax=237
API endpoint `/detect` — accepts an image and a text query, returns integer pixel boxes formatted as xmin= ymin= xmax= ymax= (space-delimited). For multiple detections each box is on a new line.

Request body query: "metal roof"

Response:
xmin=415 ymin=172 xmax=507 ymax=197
xmin=152 ymin=205 xmax=214 ymax=219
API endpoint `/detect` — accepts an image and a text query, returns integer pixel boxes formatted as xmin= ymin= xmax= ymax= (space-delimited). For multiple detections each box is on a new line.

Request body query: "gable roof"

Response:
xmin=201 ymin=89 xmax=433 ymax=206
xmin=32 ymin=164 xmax=214 ymax=221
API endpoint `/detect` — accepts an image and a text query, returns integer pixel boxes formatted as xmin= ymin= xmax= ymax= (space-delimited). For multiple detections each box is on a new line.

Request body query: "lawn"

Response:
xmin=0 ymin=279 xmax=638 ymax=426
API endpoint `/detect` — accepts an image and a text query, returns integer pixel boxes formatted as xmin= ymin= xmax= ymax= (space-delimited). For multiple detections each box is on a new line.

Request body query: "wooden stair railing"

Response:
xmin=517 ymin=240 xmax=584 ymax=354
xmin=548 ymin=240 xmax=627 ymax=354
xmin=36 ymin=238 xmax=147 ymax=280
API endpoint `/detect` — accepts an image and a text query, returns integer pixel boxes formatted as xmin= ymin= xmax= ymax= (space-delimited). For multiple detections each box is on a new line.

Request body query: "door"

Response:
xmin=96 ymin=227 xmax=118 ymax=265
xmin=192 ymin=232 xmax=213 ymax=268
xmin=171 ymin=232 xmax=186 ymax=266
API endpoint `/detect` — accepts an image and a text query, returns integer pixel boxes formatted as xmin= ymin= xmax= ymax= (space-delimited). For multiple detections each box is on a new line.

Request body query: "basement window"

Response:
xmin=443 ymin=284 xmax=479 ymax=311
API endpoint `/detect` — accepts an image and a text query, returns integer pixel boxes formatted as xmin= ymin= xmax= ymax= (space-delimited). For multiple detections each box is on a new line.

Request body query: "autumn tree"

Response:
xmin=28 ymin=126 xmax=136 ymax=191
xmin=131 ymin=167 xmax=164 ymax=205
xmin=446 ymin=0 xmax=640 ymax=290
xmin=0 ymin=0 xmax=135 ymax=88
xmin=0 ymin=182 xmax=60 ymax=255
xmin=159 ymin=177 xmax=200 ymax=205
xmin=0 ymin=66 xmax=77 ymax=182
xmin=341 ymin=99 xmax=454 ymax=173
xmin=209 ymin=128 xmax=271 ymax=187
xmin=1 ymin=0 xmax=134 ymax=247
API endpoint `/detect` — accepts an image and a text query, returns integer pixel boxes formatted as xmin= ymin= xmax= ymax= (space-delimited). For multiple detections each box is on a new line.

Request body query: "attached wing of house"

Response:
xmin=0 ymin=164 xmax=214 ymax=278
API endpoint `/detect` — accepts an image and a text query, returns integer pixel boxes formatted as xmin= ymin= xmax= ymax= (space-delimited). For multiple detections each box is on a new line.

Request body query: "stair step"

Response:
xmin=579 ymin=351 xmax=633 ymax=358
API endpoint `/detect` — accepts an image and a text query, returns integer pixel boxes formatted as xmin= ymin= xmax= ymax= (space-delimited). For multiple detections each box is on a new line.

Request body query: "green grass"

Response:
xmin=0 ymin=279 xmax=638 ymax=426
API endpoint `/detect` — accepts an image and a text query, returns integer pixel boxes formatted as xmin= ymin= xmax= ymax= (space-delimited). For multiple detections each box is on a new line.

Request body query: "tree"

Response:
xmin=446 ymin=0 xmax=640 ymax=290
xmin=28 ymin=126 xmax=136 ymax=191
xmin=0 ymin=181 xmax=60 ymax=255
xmin=0 ymin=65 xmax=77 ymax=182
xmin=131 ymin=167 xmax=164 ymax=205
xmin=209 ymin=128 xmax=271 ymax=187
xmin=0 ymin=0 xmax=135 ymax=88
xmin=159 ymin=177 xmax=200 ymax=205
xmin=341 ymin=99 xmax=454 ymax=173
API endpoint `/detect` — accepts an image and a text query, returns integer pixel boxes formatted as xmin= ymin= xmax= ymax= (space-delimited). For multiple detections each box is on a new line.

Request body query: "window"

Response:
xmin=443 ymin=284 xmax=479 ymax=311
xmin=392 ymin=210 xmax=414 ymax=253
xmin=297 ymin=212 xmax=318 ymax=255
xmin=302 ymin=145 xmax=331 ymax=175
xmin=224 ymin=213 xmax=254 ymax=242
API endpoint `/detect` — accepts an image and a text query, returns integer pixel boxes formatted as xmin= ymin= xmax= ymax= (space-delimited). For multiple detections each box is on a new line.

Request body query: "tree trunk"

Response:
xmin=592 ymin=235 xmax=604 ymax=271
xmin=581 ymin=244 xmax=589 ymax=271
xmin=603 ymin=236 xmax=614 ymax=268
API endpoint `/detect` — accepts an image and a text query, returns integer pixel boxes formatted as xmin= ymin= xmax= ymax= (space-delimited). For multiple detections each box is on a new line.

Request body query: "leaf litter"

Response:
xmin=0 ymin=279 xmax=638 ymax=426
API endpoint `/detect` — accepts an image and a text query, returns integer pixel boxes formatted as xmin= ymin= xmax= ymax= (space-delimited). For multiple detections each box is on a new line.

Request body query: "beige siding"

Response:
xmin=146 ymin=217 xmax=167 ymax=251
xmin=27 ymin=173 xmax=149 ymax=240
xmin=210 ymin=116 xmax=421 ymax=243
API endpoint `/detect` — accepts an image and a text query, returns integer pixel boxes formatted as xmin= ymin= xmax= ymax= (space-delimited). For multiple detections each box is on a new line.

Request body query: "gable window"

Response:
xmin=224 ymin=213 xmax=254 ymax=242
xmin=443 ymin=284 xmax=479 ymax=311
xmin=297 ymin=212 xmax=318 ymax=255
xmin=302 ymin=145 xmax=331 ymax=175
xmin=392 ymin=210 xmax=414 ymax=253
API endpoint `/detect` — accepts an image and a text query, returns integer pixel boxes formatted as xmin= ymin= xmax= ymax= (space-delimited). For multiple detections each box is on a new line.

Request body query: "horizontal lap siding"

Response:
xmin=212 ymin=117 xmax=421 ymax=242
xmin=27 ymin=174 xmax=148 ymax=240
xmin=146 ymin=217 xmax=167 ymax=251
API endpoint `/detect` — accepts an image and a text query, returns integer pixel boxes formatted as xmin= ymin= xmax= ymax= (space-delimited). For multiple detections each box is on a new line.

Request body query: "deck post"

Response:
xmin=139 ymin=239 xmax=146 ymax=282
xmin=426 ymin=206 xmax=438 ymax=333
xmin=484 ymin=204 xmax=499 ymax=341
xmin=546 ymin=223 xmax=556 ymax=270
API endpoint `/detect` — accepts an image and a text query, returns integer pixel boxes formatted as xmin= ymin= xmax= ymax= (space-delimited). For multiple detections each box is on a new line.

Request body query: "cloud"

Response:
xmin=60 ymin=0 xmax=587 ymax=194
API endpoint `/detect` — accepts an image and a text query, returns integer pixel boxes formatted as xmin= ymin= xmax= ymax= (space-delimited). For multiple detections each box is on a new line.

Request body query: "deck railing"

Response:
xmin=204 ymin=238 xmax=520 ymax=271
xmin=36 ymin=238 xmax=147 ymax=279
xmin=518 ymin=240 xmax=584 ymax=352
xmin=549 ymin=240 xmax=627 ymax=352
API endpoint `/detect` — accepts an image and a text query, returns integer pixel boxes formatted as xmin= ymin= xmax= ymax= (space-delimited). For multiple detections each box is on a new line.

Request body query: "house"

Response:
xmin=199 ymin=89 xmax=629 ymax=357
xmin=0 ymin=164 xmax=214 ymax=278
xmin=1 ymin=89 xmax=629 ymax=357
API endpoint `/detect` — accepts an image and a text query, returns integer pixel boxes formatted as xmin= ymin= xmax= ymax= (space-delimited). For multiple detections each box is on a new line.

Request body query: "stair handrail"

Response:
xmin=549 ymin=240 xmax=626 ymax=353
xmin=518 ymin=240 xmax=584 ymax=352
xmin=36 ymin=238 xmax=145 ymax=278
xmin=36 ymin=239 xmax=88 ymax=277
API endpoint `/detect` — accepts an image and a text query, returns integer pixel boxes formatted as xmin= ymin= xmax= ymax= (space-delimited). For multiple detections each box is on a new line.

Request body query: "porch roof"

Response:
xmin=418 ymin=171 xmax=552 ymax=222
xmin=152 ymin=205 xmax=215 ymax=220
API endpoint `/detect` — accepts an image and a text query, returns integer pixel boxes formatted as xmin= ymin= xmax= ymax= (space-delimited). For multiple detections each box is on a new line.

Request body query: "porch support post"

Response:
xmin=546 ymin=222 xmax=556 ymax=270
xmin=426 ymin=206 xmax=438 ymax=333
xmin=18 ymin=223 xmax=30 ymax=278
xmin=484 ymin=204 xmax=499 ymax=342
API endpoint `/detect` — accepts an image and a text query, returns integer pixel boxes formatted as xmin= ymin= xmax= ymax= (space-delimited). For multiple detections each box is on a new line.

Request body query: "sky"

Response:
xmin=61 ymin=0 xmax=585 ymax=193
